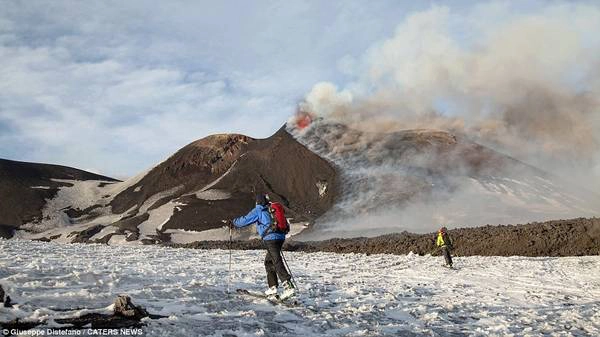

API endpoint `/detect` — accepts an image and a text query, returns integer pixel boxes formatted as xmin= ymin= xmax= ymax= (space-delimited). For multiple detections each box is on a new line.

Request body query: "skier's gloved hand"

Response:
xmin=222 ymin=219 xmax=234 ymax=230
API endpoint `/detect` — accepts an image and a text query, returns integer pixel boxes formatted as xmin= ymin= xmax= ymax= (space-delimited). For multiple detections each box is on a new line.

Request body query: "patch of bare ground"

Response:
xmin=173 ymin=217 xmax=600 ymax=257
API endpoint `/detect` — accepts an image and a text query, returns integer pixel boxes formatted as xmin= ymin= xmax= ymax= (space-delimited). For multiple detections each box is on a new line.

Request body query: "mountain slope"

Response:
xmin=6 ymin=122 xmax=599 ymax=244
xmin=15 ymin=127 xmax=338 ymax=243
xmin=290 ymin=120 xmax=600 ymax=239
xmin=0 ymin=159 xmax=117 ymax=238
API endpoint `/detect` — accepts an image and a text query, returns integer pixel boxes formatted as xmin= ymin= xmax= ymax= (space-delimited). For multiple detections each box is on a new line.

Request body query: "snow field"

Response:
xmin=1 ymin=239 xmax=599 ymax=336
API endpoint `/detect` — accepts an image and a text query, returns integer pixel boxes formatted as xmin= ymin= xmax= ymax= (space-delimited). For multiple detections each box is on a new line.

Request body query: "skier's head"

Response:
xmin=439 ymin=226 xmax=447 ymax=233
xmin=255 ymin=193 xmax=268 ymax=206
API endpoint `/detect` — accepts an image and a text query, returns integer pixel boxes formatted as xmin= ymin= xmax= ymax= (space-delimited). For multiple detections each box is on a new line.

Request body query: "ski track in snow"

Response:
xmin=1 ymin=240 xmax=599 ymax=337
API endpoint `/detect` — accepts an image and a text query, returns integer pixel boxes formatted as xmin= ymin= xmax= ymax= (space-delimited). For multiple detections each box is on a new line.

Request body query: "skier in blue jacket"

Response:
xmin=232 ymin=194 xmax=296 ymax=299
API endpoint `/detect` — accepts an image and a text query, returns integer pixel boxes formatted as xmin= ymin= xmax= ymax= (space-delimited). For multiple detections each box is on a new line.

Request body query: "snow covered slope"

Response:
xmin=0 ymin=158 xmax=118 ymax=237
xmin=1 ymin=239 xmax=599 ymax=336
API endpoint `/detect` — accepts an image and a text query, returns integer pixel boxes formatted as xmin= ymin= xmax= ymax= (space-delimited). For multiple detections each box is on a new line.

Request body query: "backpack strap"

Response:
xmin=260 ymin=205 xmax=275 ymax=238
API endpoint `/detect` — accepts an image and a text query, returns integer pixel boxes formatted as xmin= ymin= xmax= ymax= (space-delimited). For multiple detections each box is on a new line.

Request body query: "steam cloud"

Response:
xmin=291 ymin=3 xmax=600 ymax=239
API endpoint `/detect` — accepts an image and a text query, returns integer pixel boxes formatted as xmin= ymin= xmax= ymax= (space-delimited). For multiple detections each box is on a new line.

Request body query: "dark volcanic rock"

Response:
xmin=106 ymin=214 xmax=148 ymax=242
xmin=110 ymin=133 xmax=253 ymax=215
xmin=219 ymin=126 xmax=338 ymax=221
xmin=175 ymin=218 xmax=600 ymax=257
xmin=65 ymin=204 xmax=103 ymax=219
xmin=56 ymin=311 xmax=166 ymax=329
xmin=0 ymin=295 xmax=165 ymax=331
xmin=70 ymin=224 xmax=104 ymax=243
xmin=113 ymin=295 xmax=149 ymax=319
xmin=164 ymin=192 xmax=254 ymax=231
xmin=55 ymin=313 xmax=145 ymax=329
xmin=53 ymin=295 xmax=165 ymax=329
xmin=0 ymin=224 xmax=15 ymax=239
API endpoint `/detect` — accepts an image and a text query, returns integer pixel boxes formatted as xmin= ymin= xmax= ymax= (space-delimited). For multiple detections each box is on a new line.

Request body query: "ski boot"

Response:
xmin=265 ymin=286 xmax=278 ymax=300
xmin=280 ymin=280 xmax=296 ymax=300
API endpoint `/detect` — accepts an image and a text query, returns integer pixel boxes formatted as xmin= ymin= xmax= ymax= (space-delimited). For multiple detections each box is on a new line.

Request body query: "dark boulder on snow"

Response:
xmin=54 ymin=295 xmax=165 ymax=328
xmin=0 ymin=294 xmax=165 ymax=331
xmin=3 ymin=296 xmax=12 ymax=308
xmin=113 ymin=294 xmax=149 ymax=319
xmin=54 ymin=313 xmax=146 ymax=329
xmin=0 ymin=284 xmax=11 ymax=308
xmin=70 ymin=225 xmax=105 ymax=243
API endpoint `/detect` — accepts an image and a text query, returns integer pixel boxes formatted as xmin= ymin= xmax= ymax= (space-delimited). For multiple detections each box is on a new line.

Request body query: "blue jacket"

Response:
xmin=233 ymin=204 xmax=286 ymax=241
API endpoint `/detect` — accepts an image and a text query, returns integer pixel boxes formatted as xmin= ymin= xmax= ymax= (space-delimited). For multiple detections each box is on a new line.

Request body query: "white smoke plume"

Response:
xmin=291 ymin=3 xmax=600 ymax=239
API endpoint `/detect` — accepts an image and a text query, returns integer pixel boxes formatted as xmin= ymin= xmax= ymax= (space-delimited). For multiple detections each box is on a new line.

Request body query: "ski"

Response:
xmin=236 ymin=288 xmax=299 ymax=307
xmin=235 ymin=288 xmax=316 ymax=311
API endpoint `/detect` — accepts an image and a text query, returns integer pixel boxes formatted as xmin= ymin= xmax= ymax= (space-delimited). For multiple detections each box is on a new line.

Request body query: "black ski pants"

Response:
xmin=264 ymin=239 xmax=291 ymax=287
xmin=442 ymin=246 xmax=453 ymax=266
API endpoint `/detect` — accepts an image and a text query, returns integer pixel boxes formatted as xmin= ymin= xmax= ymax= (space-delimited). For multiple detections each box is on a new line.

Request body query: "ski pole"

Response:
xmin=228 ymin=221 xmax=232 ymax=294
xmin=280 ymin=250 xmax=298 ymax=292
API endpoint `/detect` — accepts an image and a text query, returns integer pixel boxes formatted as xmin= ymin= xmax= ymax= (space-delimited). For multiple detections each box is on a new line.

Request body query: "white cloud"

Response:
xmin=4 ymin=0 xmax=592 ymax=179
xmin=4 ymin=0 xmax=405 ymax=176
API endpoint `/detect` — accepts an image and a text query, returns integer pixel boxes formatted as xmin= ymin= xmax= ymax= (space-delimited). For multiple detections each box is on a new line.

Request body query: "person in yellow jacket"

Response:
xmin=436 ymin=226 xmax=453 ymax=267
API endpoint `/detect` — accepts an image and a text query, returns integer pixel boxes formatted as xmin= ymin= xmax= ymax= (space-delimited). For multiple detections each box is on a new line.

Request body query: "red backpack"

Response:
xmin=267 ymin=202 xmax=290 ymax=234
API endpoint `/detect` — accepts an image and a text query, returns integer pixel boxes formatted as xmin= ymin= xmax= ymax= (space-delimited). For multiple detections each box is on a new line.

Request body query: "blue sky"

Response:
xmin=0 ymin=0 xmax=597 ymax=178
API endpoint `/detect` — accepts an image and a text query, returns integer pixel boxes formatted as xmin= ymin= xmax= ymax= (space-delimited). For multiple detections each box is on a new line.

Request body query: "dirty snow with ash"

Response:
xmin=166 ymin=222 xmax=308 ymax=244
xmin=18 ymin=165 xmax=154 ymax=234
xmin=20 ymin=179 xmax=116 ymax=233
xmin=165 ymin=226 xmax=260 ymax=244
xmin=138 ymin=200 xmax=186 ymax=240
xmin=194 ymin=189 xmax=231 ymax=200
xmin=1 ymin=239 xmax=599 ymax=336
xmin=138 ymin=185 xmax=184 ymax=214
xmin=16 ymin=204 xmax=137 ymax=243
xmin=15 ymin=156 xmax=308 ymax=244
